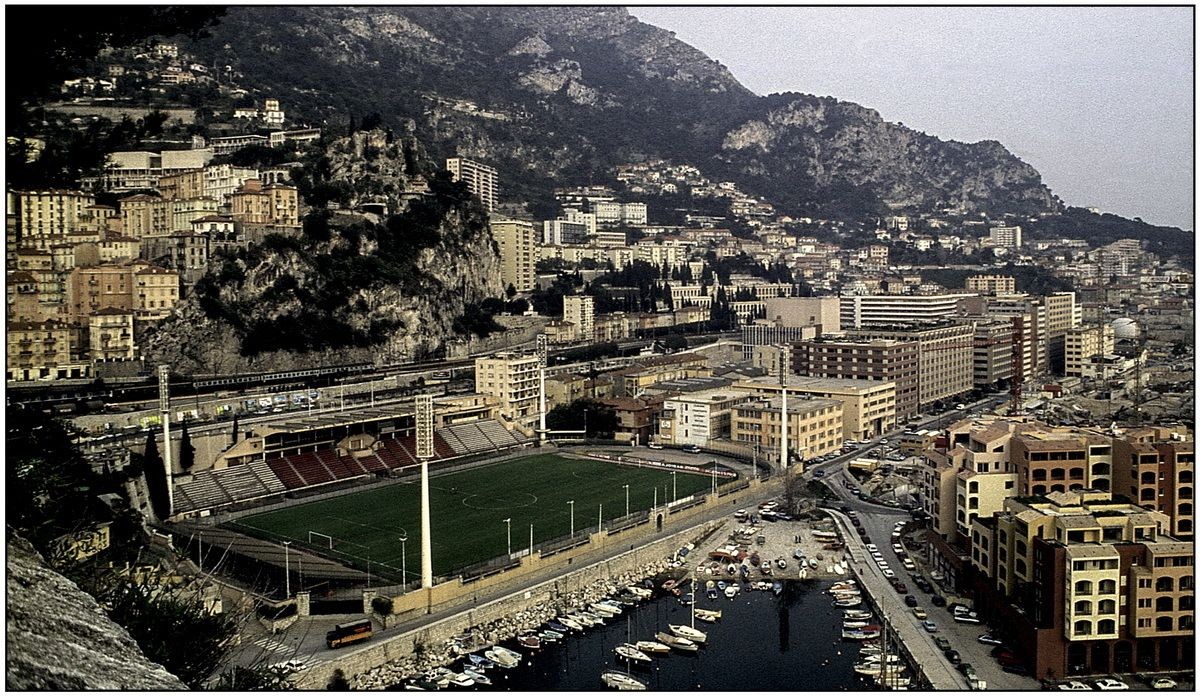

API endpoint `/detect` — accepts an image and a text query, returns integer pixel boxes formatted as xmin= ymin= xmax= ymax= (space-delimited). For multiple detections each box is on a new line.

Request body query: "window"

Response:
xmin=1074 ymin=600 xmax=1092 ymax=615
xmin=1098 ymin=619 xmax=1116 ymax=634
xmin=1099 ymin=579 xmax=1117 ymax=595
xmin=1099 ymin=599 xmax=1116 ymax=614
xmin=1156 ymin=577 xmax=1175 ymax=592
xmin=1075 ymin=579 xmax=1093 ymax=594
xmin=1074 ymin=620 xmax=1092 ymax=635
xmin=1156 ymin=617 xmax=1173 ymax=632
xmin=1181 ymin=487 xmax=1193 ymax=500
xmin=1155 ymin=597 xmax=1174 ymax=612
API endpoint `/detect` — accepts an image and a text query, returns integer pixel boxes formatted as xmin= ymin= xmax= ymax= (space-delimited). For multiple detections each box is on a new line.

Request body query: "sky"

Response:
xmin=632 ymin=6 xmax=1194 ymax=231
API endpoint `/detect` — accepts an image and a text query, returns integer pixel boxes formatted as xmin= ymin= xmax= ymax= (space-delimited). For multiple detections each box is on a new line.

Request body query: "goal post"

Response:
xmin=308 ymin=531 xmax=334 ymax=549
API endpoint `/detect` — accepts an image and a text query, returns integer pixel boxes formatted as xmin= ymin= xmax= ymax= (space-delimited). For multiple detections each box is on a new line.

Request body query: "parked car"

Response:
xmin=648 ymin=442 xmax=664 ymax=449
xmin=977 ymin=634 xmax=1003 ymax=646
xmin=954 ymin=613 xmax=982 ymax=624
xmin=921 ymin=620 xmax=938 ymax=633
xmin=957 ymin=663 xmax=976 ymax=677
xmin=1151 ymin=678 xmax=1177 ymax=690
xmin=904 ymin=595 xmax=918 ymax=607
xmin=882 ymin=569 xmax=895 ymax=578
xmin=1093 ymin=678 xmax=1129 ymax=691
xmin=1002 ymin=664 xmax=1031 ymax=676
xmin=944 ymin=649 xmax=961 ymax=665
xmin=930 ymin=595 xmax=947 ymax=607
xmin=814 ymin=469 xmax=825 ymax=477
xmin=683 ymin=445 xmax=701 ymax=453
xmin=1056 ymin=681 xmax=1093 ymax=691
xmin=894 ymin=583 xmax=908 ymax=594
xmin=911 ymin=606 xmax=927 ymax=620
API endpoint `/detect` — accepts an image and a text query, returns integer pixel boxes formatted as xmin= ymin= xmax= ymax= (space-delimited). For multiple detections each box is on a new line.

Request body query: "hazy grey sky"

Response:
xmin=633 ymin=6 xmax=1194 ymax=230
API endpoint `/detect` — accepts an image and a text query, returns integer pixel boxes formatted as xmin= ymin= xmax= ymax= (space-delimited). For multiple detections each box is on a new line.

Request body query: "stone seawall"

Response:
xmin=290 ymin=518 xmax=724 ymax=690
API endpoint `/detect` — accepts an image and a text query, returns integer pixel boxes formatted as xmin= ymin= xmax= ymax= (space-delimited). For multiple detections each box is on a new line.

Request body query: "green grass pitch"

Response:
xmin=227 ymin=453 xmax=717 ymax=581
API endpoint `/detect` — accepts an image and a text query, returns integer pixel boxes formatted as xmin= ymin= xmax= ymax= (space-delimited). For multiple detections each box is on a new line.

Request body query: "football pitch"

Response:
xmin=227 ymin=453 xmax=717 ymax=581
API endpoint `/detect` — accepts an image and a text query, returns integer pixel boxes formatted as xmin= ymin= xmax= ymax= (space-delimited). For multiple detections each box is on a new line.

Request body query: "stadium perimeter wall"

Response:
xmin=290 ymin=478 xmax=764 ymax=689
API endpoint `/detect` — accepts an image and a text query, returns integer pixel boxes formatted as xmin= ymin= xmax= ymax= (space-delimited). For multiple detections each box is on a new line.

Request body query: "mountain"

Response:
xmin=181 ymin=6 xmax=1061 ymax=218
xmin=142 ymin=130 xmax=503 ymax=373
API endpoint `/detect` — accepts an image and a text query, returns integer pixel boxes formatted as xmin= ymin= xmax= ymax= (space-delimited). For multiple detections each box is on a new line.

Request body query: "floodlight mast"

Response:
xmin=416 ymin=394 xmax=435 ymax=591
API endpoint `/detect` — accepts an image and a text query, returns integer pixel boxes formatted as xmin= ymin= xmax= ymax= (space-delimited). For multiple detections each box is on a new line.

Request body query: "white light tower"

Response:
xmin=777 ymin=347 xmax=789 ymax=474
xmin=536 ymin=333 xmax=548 ymax=444
xmin=158 ymin=364 xmax=174 ymax=517
xmin=415 ymin=394 xmax=435 ymax=590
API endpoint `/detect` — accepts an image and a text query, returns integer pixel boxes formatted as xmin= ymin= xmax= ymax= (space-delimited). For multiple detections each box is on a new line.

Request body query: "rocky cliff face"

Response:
xmin=185 ymin=6 xmax=1057 ymax=217
xmin=6 ymin=537 xmax=187 ymax=690
xmin=142 ymin=130 xmax=503 ymax=374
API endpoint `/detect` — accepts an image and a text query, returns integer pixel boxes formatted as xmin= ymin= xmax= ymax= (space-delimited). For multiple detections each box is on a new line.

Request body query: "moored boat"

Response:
xmin=655 ymin=631 xmax=699 ymax=652
xmin=538 ymin=630 xmax=562 ymax=643
xmin=724 ymin=585 xmax=738 ymax=599
xmin=579 ymin=611 xmax=605 ymax=626
xmin=772 ymin=581 xmax=783 ymax=595
xmin=833 ymin=598 xmax=862 ymax=608
xmin=635 ymin=640 xmax=671 ymax=654
xmin=600 ymin=671 xmax=647 ymax=691
xmin=484 ymin=649 xmax=518 ymax=669
xmin=468 ymin=653 xmax=495 ymax=670
xmin=669 ymin=624 xmax=707 ymax=643
xmin=694 ymin=608 xmax=722 ymax=622
xmin=517 ymin=635 xmax=541 ymax=650
xmin=461 ymin=668 xmax=491 ymax=686
xmin=615 ymin=643 xmax=652 ymax=663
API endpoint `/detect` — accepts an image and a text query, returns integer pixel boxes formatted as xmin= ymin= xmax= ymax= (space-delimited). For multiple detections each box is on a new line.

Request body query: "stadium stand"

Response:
xmin=175 ymin=419 xmax=531 ymax=515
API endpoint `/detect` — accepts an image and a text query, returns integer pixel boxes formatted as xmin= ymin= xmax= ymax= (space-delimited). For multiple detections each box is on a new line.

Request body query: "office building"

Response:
xmin=839 ymin=293 xmax=974 ymax=329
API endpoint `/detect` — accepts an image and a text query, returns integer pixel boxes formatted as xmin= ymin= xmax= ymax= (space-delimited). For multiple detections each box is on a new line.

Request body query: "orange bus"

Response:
xmin=325 ymin=618 xmax=373 ymax=649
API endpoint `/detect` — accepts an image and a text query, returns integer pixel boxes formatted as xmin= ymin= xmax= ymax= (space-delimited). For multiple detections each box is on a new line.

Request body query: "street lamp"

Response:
xmin=503 ymin=518 xmax=512 ymax=557
xmin=398 ymin=535 xmax=408 ymax=589
xmin=282 ymin=541 xmax=292 ymax=598
xmin=567 ymin=500 xmax=575 ymax=538
xmin=672 ymin=472 xmax=677 ymax=502
xmin=623 ymin=484 xmax=630 ymax=518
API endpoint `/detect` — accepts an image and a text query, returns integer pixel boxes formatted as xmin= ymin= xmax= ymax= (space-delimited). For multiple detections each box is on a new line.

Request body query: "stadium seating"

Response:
xmin=439 ymin=428 xmax=471 ymax=455
xmin=247 ymin=460 xmax=288 ymax=494
xmin=433 ymin=433 xmax=455 ymax=460
xmin=266 ymin=457 xmax=306 ymax=489
xmin=288 ymin=452 xmax=336 ymax=487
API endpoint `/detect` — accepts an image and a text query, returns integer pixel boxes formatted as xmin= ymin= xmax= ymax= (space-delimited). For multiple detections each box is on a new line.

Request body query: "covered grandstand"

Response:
xmin=172 ymin=399 xmax=532 ymax=517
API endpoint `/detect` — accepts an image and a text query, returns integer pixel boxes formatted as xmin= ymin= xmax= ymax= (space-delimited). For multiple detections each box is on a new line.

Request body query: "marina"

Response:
xmin=390 ymin=578 xmax=904 ymax=690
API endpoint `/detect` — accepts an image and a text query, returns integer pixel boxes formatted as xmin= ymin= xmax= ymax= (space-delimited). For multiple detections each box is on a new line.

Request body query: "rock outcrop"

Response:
xmin=5 ymin=537 xmax=187 ymax=690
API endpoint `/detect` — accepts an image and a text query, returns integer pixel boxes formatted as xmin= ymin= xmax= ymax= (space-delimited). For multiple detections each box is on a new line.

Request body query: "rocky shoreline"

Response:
xmin=351 ymin=559 xmax=674 ymax=689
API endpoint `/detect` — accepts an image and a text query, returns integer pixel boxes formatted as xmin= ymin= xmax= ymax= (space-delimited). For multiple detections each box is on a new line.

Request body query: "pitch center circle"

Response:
xmin=461 ymin=492 xmax=539 ymax=510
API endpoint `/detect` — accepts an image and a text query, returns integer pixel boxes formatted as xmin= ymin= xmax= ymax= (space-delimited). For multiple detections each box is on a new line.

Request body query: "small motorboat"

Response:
xmin=669 ymin=624 xmax=707 ymax=643
xmin=579 ymin=611 xmax=605 ymax=626
xmin=655 ymin=631 xmax=699 ymax=652
xmin=615 ymin=593 xmax=640 ymax=605
xmin=595 ymin=600 xmax=623 ymax=615
xmin=662 ymin=579 xmax=679 ymax=591
xmin=627 ymin=586 xmax=652 ymax=599
xmin=468 ymin=653 xmax=495 ymax=670
xmin=706 ymin=589 xmax=719 ymax=600
xmin=834 ymin=598 xmax=862 ymax=608
xmin=705 ymin=580 xmax=716 ymax=590
xmin=570 ymin=613 xmax=596 ymax=627
xmin=518 ymin=635 xmax=541 ymax=650
xmin=776 ymin=558 xmax=787 ymax=570
xmin=760 ymin=562 xmax=772 ymax=576
xmin=843 ymin=620 xmax=869 ymax=629
xmin=843 ymin=610 xmax=872 ymax=621
xmin=559 ymin=616 xmax=583 ymax=631
xmin=854 ymin=662 xmax=885 ymax=676
xmin=591 ymin=603 xmax=617 ymax=618
xmin=694 ymin=608 xmax=722 ymax=622
xmin=809 ymin=558 xmax=819 ymax=568
xmin=548 ymin=620 xmax=572 ymax=633
xmin=485 ymin=649 xmax=519 ymax=669
xmin=461 ymin=668 xmax=491 ymax=686
xmin=539 ymin=629 xmax=562 ymax=643
xmin=717 ymin=580 xmax=727 ymax=590
xmin=724 ymin=585 xmax=738 ymax=599
xmin=615 ymin=644 xmax=652 ymax=663
xmin=441 ymin=670 xmax=474 ymax=688
xmin=600 ymin=670 xmax=647 ymax=691
xmin=635 ymin=640 xmax=671 ymax=654
xmin=726 ymin=563 xmax=737 ymax=575
xmin=771 ymin=581 xmax=783 ymax=595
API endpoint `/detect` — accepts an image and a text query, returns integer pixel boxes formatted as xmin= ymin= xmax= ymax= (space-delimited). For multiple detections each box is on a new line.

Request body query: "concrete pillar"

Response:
xmin=420 ymin=460 xmax=433 ymax=589
xmin=296 ymin=591 xmax=311 ymax=617
xmin=362 ymin=589 xmax=377 ymax=615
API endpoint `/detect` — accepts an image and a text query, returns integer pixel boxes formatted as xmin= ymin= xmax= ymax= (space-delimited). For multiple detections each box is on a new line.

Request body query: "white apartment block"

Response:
xmin=563 ymin=295 xmax=595 ymax=342
xmin=446 ymin=157 xmax=498 ymax=211
xmin=839 ymin=293 xmax=975 ymax=329
xmin=490 ymin=219 xmax=538 ymax=292
xmin=988 ymin=225 xmax=1023 ymax=249
xmin=474 ymin=353 xmax=540 ymax=428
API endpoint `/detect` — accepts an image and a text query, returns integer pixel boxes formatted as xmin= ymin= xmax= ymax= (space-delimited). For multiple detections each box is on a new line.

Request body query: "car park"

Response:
xmin=1093 ymin=678 xmax=1129 ymax=690
xmin=921 ymin=620 xmax=937 ymax=633
xmin=912 ymin=607 xmax=927 ymax=620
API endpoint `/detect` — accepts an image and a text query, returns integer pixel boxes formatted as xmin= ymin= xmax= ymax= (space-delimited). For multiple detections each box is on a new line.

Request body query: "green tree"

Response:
xmin=546 ymin=399 xmax=619 ymax=438
xmin=178 ymin=422 xmax=195 ymax=472
xmin=142 ymin=431 xmax=170 ymax=521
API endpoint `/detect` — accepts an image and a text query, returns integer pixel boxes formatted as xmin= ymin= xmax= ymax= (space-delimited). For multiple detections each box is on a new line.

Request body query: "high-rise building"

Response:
xmin=1065 ymin=325 xmax=1116 ymax=377
xmin=988 ymin=225 xmax=1023 ymax=248
xmin=967 ymin=490 xmax=1192 ymax=680
xmin=839 ymin=293 xmax=974 ymax=328
xmin=563 ymin=295 xmax=595 ymax=343
xmin=849 ymin=321 xmax=975 ymax=411
xmin=474 ymin=352 xmax=540 ymax=428
xmin=490 ymin=219 xmax=538 ymax=293
xmin=446 ymin=157 xmax=498 ymax=211
xmin=793 ymin=337 xmax=920 ymax=419
xmin=1112 ymin=426 xmax=1194 ymax=539
xmin=14 ymin=189 xmax=96 ymax=246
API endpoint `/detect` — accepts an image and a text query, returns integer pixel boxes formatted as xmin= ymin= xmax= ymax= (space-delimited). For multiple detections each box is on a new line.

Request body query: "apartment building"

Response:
xmin=563 ymin=295 xmax=595 ymax=342
xmin=988 ymin=225 xmax=1023 ymax=249
xmin=732 ymin=375 xmax=896 ymax=442
xmin=1112 ymin=427 xmax=1195 ymax=539
xmin=93 ymin=149 xmax=214 ymax=192
xmin=1065 ymin=325 xmax=1117 ymax=378
xmin=88 ymin=308 xmax=137 ymax=362
xmin=118 ymin=194 xmax=172 ymax=239
xmin=13 ymin=190 xmax=96 ymax=246
xmin=609 ymin=353 xmax=711 ymax=398
xmin=966 ymin=274 xmax=1017 ymax=295
xmin=474 ymin=352 xmax=540 ymax=428
xmin=6 ymin=320 xmax=77 ymax=381
xmin=963 ymin=315 xmax=1017 ymax=387
xmin=490 ymin=218 xmax=538 ymax=292
xmin=658 ymin=388 xmax=749 ymax=446
xmin=793 ymin=337 xmax=920 ymax=420
xmin=730 ymin=396 xmax=844 ymax=467
xmin=446 ymin=157 xmax=498 ymax=211
xmin=849 ymin=321 xmax=975 ymax=410
xmin=967 ymin=490 xmax=1192 ymax=679
xmin=229 ymin=179 xmax=300 ymax=226
xmin=838 ymin=293 xmax=974 ymax=329
xmin=1011 ymin=425 xmax=1114 ymax=496
xmin=66 ymin=261 xmax=180 ymax=322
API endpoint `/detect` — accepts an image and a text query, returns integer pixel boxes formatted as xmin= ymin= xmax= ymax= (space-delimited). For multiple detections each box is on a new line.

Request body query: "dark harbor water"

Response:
xmin=399 ymin=580 xmax=880 ymax=691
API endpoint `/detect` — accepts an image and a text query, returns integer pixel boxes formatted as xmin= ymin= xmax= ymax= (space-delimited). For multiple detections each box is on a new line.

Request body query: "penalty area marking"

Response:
xmin=460 ymin=492 xmax=539 ymax=510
